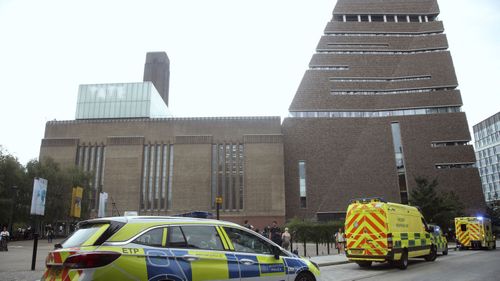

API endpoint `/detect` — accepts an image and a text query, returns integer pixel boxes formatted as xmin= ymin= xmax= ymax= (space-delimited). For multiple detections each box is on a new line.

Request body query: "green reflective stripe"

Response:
xmin=81 ymin=224 xmax=110 ymax=246
xmin=215 ymin=226 xmax=230 ymax=250
xmin=401 ymin=233 xmax=408 ymax=240
xmin=162 ymin=228 xmax=168 ymax=247
xmin=220 ymin=227 xmax=234 ymax=251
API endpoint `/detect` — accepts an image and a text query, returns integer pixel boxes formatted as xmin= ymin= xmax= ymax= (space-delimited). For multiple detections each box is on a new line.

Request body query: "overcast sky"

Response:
xmin=0 ymin=0 xmax=499 ymax=165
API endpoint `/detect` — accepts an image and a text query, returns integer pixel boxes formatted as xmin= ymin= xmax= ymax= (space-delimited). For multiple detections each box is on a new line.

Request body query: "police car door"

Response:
xmin=168 ymin=225 xmax=237 ymax=281
xmin=223 ymin=226 xmax=288 ymax=281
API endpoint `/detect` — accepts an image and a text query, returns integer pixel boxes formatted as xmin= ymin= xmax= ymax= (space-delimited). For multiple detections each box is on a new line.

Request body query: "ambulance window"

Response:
xmin=168 ymin=226 xmax=188 ymax=248
xmin=181 ymin=225 xmax=224 ymax=251
xmin=133 ymin=227 xmax=164 ymax=247
xmin=224 ymin=227 xmax=273 ymax=255
xmin=460 ymin=224 xmax=467 ymax=231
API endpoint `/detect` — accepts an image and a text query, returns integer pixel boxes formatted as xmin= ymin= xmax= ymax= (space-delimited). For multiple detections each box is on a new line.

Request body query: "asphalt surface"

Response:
xmin=320 ymin=243 xmax=500 ymax=281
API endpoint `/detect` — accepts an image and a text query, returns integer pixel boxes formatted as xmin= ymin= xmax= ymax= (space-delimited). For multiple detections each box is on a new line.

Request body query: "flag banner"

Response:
xmin=30 ymin=178 xmax=48 ymax=216
xmin=70 ymin=187 xmax=83 ymax=218
xmin=97 ymin=192 xmax=108 ymax=218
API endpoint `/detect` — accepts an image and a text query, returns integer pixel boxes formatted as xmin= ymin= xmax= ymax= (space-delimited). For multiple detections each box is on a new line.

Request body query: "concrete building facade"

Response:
xmin=474 ymin=112 xmax=500 ymax=204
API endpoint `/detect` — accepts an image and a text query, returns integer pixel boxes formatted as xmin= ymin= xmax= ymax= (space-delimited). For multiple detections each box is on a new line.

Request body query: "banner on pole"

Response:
xmin=98 ymin=192 xmax=108 ymax=218
xmin=30 ymin=178 xmax=48 ymax=216
xmin=70 ymin=187 xmax=83 ymax=218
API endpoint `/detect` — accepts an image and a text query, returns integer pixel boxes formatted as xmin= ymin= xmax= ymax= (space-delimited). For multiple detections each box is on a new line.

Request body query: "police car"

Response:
xmin=42 ymin=216 xmax=320 ymax=281
xmin=428 ymin=224 xmax=448 ymax=255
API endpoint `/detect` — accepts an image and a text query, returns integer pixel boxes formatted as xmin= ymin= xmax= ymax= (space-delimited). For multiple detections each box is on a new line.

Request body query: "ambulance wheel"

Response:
xmin=295 ymin=272 xmax=315 ymax=281
xmin=425 ymin=246 xmax=437 ymax=262
xmin=442 ymin=248 xmax=448 ymax=255
xmin=397 ymin=251 xmax=408 ymax=270
xmin=356 ymin=261 xmax=372 ymax=268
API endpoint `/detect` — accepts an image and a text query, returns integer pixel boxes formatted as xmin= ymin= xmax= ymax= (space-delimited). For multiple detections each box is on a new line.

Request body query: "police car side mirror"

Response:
xmin=427 ymin=226 xmax=434 ymax=233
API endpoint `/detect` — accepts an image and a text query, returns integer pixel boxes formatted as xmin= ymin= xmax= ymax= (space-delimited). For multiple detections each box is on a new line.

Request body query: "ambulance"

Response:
xmin=41 ymin=216 xmax=320 ymax=281
xmin=455 ymin=216 xmax=496 ymax=250
xmin=345 ymin=198 xmax=437 ymax=269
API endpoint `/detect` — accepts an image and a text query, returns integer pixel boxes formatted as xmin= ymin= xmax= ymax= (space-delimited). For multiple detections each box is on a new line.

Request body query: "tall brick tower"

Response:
xmin=143 ymin=52 xmax=170 ymax=106
xmin=283 ymin=0 xmax=484 ymax=220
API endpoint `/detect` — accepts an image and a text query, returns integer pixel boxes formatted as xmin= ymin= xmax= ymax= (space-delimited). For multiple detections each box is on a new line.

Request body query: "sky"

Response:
xmin=0 ymin=0 xmax=499 ymax=165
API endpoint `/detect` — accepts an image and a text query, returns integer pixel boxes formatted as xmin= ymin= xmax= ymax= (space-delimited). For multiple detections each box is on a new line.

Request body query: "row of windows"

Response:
xmin=141 ymin=144 xmax=174 ymax=211
xmin=475 ymin=132 xmax=500 ymax=149
xmin=317 ymin=49 xmax=447 ymax=55
xmin=481 ymin=174 xmax=500 ymax=184
xmin=482 ymin=182 xmax=499 ymax=193
xmin=330 ymin=86 xmax=456 ymax=96
xmin=289 ymin=107 xmax=461 ymax=119
xmin=134 ymin=225 xmax=274 ymax=255
xmin=474 ymin=115 xmax=500 ymax=140
xmin=211 ymin=144 xmax=244 ymax=211
xmin=435 ymin=163 xmax=476 ymax=169
xmin=330 ymin=75 xmax=431 ymax=83
xmin=76 ymin=145 xmax=105 ymax=211
xmin=476 ymin=145 xmax=500 ymax=160
xmin=479 ymin=163 xmax=500 ymax=178
xmin=325 ymin=32 xmax=443 ymax=37
xmin=485 ymin=191 xmax=499 ymax=201
xmin=431 ymin=141 xmax=469 ymax=148
xmin=310 ymin=66 xmax=349 ymax=70
xmin=333 ymin=14 xmax=437 ymax=23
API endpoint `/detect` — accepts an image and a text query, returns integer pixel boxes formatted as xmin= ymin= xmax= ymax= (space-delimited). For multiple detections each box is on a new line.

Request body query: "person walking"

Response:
xmin=47 ymin=228 xmax=54 ymax=243
xmin=281 ymin=227 xmax=291 ymax=250
xmin=1 ymin=226 xmax=10 ymax=251
xmin=335 ymin=228 xmax=345 ymax=254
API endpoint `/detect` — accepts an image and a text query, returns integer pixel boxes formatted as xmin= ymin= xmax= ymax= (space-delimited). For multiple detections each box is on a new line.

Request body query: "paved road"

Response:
xmin=0 ymin=238 xmax=63 ymax=281
xmin=321 ymin=246 xmax=500 ymax=281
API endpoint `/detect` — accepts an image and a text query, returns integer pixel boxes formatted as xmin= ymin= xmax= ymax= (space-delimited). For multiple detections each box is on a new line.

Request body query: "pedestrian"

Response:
xmin=1 ymin=226 xmax=10 ymax=251
xmin=269 ymin=221 xmax=282 ymax=246
xmin=47 ymin=228 xmax=54 ymax=243
xmin=335 ymin=228 xmax=345 ymax=254
xmin=243 ymin=220 xmax=253 ymax=230
xmin=281 ymin=227 xmax=291 ymax=250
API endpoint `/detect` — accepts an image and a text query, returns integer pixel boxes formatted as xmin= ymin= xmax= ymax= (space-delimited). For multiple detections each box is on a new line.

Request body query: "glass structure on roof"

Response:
xmin=75 ymin=82 xmax=172 ymax=119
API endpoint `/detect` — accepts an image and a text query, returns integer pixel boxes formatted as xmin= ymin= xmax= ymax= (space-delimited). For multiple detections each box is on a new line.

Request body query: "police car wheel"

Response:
xmin=295 ymin=272 xmax=314 ymax=281
xmin=442 ymin=249 xmax=448 ymax=255
xmin=398 ymin=251 xmax=408 ymax=270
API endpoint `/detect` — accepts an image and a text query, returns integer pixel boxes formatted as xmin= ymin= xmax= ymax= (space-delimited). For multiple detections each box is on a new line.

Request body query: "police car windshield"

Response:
xmin=61 ymin=224 xmax=109 ymax=248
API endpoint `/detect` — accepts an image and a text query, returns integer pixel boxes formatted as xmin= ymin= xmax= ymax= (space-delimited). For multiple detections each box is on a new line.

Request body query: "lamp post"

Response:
xmin=9 ymin=186 xmax=18 ymax=236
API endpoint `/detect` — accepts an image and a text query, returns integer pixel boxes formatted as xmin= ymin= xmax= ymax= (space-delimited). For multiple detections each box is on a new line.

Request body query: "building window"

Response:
xmin=299 ymin=160 xmax=307 ymax=208
xmin=211 ymin=143 xmax=244 ymax=211
xmin=391 ymin=123 xmax=408 ymax=204
xmin=141 ymin=143 xmax=173 ymax=211
xmin=76 ymin=143 xmax=105 ymax=211
xmin=431 ymin=141 xmax=469 ymax=147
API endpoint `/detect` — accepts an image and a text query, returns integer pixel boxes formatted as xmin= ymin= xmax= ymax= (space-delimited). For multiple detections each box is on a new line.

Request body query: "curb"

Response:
xmin=317 ymin=260 xmax=351 ymax=267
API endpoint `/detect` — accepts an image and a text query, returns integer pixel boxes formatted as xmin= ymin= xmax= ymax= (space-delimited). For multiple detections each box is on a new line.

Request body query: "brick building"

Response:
xmin=40 ymin=0 xmax=485 ymax=226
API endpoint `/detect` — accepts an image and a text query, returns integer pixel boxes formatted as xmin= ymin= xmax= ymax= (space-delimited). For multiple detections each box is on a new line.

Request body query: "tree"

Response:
xmin=409 ymin=176 xmax=464 ymax=232
xmin=26 ymin=157 xmax=93 ymax=225
xmin=0 ymin=147 xmax=26 ymax=229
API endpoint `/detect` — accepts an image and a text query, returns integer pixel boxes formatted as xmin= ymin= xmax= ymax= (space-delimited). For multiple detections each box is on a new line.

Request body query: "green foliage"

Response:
xmin=286 ymin=218 xmax=344 ymax=243
xmin=0 ymin=147 xmax=93 ymax=228
xmin=409 ymin=176 xmax=465 ymax=232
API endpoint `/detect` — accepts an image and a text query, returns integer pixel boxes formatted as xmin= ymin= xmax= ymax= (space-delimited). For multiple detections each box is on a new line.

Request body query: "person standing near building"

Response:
xmin=335 ymin=228 xmax=345 ymax=254
xmin=269 ymin=221 xmax=282 ymax=246
xmin=1 ymin=226 xmax=10 ymax=251
xmin=281 ymin=227 xmax=291 ymax=250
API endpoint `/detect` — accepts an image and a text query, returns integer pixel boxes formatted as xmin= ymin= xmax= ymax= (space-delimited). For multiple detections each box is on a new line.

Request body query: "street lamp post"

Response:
xmin=9 ymin=186 xmax=18 ymax=236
